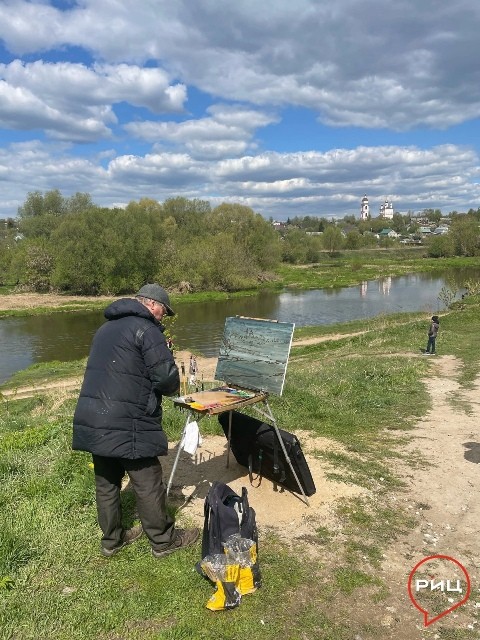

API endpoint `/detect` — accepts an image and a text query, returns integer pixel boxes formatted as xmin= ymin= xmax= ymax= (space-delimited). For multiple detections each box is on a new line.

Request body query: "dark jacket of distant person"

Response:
xmin=72 ymin=297 xmax=179 ymax=459
xmin=428 ymin=316 xmax=440 ymax=338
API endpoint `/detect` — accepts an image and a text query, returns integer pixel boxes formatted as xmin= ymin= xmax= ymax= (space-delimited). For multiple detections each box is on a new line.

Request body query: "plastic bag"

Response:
xmin=200 ymin=554 xmax=241 ymax=611
xmin=224 ymin=534 xmax=262 ymax=595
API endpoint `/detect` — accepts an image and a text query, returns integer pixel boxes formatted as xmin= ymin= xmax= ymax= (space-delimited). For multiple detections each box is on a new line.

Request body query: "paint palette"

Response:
xmin=173 ymin=386 xmax=267 ymax=414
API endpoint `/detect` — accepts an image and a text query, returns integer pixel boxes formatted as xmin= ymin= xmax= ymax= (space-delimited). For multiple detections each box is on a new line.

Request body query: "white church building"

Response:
xmin=360 ymin=194 xmax=370 ymax=220
xmin=360 ymin=195 xmax=394 ymax=220
xmin=379 ymin=198 xmax=394 ymax=219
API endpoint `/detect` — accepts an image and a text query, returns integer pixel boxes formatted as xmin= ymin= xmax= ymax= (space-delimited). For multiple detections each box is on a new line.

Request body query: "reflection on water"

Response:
xmin=0 ymin=268 xmax=475 ymax=384
xmin=361 ymin=277 xmax=392 ymax=297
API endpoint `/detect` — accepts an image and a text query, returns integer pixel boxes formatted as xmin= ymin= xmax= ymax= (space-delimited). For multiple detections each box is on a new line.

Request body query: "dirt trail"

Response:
xmin=354 ymin=355 xmax=480 ymax=638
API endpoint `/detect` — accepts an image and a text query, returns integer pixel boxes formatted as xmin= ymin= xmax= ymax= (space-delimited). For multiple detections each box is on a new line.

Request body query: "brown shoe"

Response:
xmin=152 ymin=528 xmax=200 ymax=558
xmin=101 ymin=524 xmax=144 ymax=557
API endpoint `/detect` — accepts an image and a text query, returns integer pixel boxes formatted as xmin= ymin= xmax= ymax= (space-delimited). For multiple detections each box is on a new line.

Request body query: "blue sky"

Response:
xmin=0 ymin=0 xmax=479 ymax=220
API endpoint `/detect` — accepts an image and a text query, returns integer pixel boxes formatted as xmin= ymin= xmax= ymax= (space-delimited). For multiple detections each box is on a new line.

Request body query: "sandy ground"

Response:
xmin=162 ymin=430 xmax=366 ymax=541
xmin=2 ymin=293 xmax=479 ymax=637
xmin=0 ymin=293 xmax=116 ymax=311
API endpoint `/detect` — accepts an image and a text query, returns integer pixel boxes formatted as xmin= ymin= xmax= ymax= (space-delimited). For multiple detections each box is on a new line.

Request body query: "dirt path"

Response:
xmin=370 ymin=356 xmax=480 ymax=638
xmin=0 ymin=293 xmax=115 ymax=311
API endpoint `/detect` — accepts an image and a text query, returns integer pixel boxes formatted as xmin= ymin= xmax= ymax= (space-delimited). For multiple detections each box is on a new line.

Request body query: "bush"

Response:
xmin=426 ymin=234 xmax=454 ymax=257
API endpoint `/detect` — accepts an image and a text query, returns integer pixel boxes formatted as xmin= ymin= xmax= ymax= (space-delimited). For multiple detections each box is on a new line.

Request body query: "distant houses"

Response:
xmin=377 ymin=228 xmax=399 ymax=239
xmin=269 ymin=197 xmax=452 ymax=248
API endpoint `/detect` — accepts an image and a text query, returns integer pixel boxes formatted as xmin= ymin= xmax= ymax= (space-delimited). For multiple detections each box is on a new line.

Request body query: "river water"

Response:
xmin=0 ymin=270 xmax=472 ymax=384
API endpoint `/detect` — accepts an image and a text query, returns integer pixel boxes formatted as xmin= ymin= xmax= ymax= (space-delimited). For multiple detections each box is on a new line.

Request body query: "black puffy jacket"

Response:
xmin=72 ymin=298 xmax=180 ymax=459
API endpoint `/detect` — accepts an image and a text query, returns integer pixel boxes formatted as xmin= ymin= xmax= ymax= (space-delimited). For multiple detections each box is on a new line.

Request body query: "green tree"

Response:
xmin=65 ymin=192 xmax=94 ymax=215
xmin=322 ymin=226 xmax=344 ymax=254
xmin=449 ymin=216 xmax=480 ymax=256
xmin=9 ymin=239 xmax=54 ymax=291
xmin=109 ymin=205 xmax=165 ymax=291
xmin=305 ymin=235 xmax=323 ymax=262
xmin=281 ymin=229 xmax=309 ymax=263
xmin=425 ymin=234 xmax=454 ymax=258
xmin=391 ymin=213 xmax=408 ymax=234
xmin=0 ymin=236 xmax=16 ymax=284
xmin=162 ymin=197 xmax=211 ymax=237
xmin=18 ymin=190 xmax=97 ymax=240
xmin=345 ymin=230 xmax=361 ymax=250
xmin=422 ymin=208 xmax=442 ymax=224
xmin=208 ymin=203 xmax=281 ymax=271
xmin=50 ymin=209 xmax=111 ymax=294
xmin=43 ymin=189 xmax=65 ymax=216
xmin=18 ymin=191 xmax=45 ymax=218
xmin=19 ymin=214 xmax=61 ymax=240
xmin=18 ymin=189 xmax=66 ymax=218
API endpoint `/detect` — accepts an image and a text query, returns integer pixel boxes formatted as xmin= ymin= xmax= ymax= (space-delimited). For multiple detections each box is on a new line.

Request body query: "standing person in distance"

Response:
xmin=425 ymin=315 xmax=440 ymax=355
xmin=73 ymin=283 xmax=199 ymax=558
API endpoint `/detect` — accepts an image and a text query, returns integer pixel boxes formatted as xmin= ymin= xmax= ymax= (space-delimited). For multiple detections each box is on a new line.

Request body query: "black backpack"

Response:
xmin=201 ymin=481 xmax=258 ymax=558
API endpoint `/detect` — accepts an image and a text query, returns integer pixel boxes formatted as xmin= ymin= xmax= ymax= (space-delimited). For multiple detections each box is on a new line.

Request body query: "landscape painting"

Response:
xmin=214 ymin=316 xmax=295 ymax=396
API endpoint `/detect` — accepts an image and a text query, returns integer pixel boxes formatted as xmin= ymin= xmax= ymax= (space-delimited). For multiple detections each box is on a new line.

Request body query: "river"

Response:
xmin=0 ymin=270 xmax=472 ymax=384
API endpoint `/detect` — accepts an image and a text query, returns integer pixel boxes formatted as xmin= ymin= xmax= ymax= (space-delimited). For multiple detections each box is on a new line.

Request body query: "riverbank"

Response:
xmin=0 ymin=293 xmax=115 ymax=313
xmin=2 ymin=253 xmax=480 ymax=318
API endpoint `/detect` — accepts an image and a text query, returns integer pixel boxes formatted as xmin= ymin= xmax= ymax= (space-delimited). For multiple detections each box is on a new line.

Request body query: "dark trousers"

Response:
xmin=426 ymin=336 xmax=436 ymax=353
xmin=92 ymin=455 xmax=175 ymax=552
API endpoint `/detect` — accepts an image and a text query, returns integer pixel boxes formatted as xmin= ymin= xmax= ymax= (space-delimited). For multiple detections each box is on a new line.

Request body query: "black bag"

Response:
xmin=218 ymin=411 xmax=316 ymax=497
xmin=201 ymin=480 xmax=258 ymax=558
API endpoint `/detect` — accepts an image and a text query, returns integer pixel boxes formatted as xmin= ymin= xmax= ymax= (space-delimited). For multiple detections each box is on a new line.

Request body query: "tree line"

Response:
xmin=1 ymin=190 xmax=480 ymax=293
xmin=1 ymin=191 xmax=285 ymax=294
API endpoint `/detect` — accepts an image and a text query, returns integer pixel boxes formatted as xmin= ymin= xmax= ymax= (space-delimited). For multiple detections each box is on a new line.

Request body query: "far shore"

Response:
xmin=0 ymin=293 xmax=115 ymax=312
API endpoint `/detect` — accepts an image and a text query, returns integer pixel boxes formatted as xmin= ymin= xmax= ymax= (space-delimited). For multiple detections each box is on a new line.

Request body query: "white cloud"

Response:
xmin=2 ymin=140 xmax=478 ymax=219
xmin=0 ymin=60 xmax=186 ymax=140
xmin=124 ymin=104 xmax=279 ymax=158
xmin=0 ymin=1 xmax=480 ymax=219
xmin=1 ymin=1 xmax=479 ymax=128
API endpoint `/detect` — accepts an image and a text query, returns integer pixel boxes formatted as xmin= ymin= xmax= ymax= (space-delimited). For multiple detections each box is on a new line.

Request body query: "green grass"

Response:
xmin=0 ymin=359 xmax=87 ymax=390
xmin=277 ymin=254 xmax=480 ymax=290
xmin=1 ymin=297 xmax=480 ymax=638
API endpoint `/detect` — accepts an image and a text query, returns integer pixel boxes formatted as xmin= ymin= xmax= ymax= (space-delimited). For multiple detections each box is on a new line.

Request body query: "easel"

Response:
xmin=166 ymin=317 xmax=309 ymax=504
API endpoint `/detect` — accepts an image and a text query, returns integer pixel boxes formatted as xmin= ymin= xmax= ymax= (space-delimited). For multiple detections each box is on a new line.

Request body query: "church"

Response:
xmin=360 ymin=195 xmax=394 ymax=220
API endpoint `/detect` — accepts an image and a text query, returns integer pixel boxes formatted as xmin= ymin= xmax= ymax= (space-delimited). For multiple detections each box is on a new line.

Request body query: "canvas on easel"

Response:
xmin=214 ymin=316 xmax=295 ymax=396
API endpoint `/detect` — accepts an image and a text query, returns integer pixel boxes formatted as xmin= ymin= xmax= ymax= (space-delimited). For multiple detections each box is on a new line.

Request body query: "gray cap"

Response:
xmin=136 ymin=283 xmax=175 ymax=316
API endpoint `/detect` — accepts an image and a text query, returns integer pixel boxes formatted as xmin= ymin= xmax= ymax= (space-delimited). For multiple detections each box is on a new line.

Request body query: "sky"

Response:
xmin=0 ymin=0 xmax=479 ymax=221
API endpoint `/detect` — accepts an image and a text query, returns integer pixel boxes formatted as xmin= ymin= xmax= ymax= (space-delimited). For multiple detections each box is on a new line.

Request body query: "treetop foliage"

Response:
xmin=5 ymin=192 xmax=282 ymax=294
